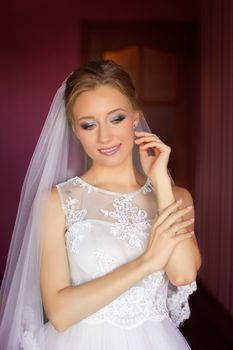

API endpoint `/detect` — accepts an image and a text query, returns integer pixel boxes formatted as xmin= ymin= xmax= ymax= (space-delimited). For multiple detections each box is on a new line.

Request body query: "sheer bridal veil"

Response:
xmin=0 ymin=69 xmax=175 ymax=349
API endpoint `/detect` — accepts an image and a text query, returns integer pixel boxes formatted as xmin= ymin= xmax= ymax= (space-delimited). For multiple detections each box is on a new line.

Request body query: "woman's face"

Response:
xmin=72 ymin=84 xmax=139 ymax=168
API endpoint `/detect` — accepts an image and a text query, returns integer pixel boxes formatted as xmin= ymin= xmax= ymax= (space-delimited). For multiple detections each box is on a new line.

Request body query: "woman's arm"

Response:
xmin=40 ymin=187 xmax=195 ymax=332
xmin=40 ymin=188 xmax=151 ymax=332
xmin=152 ymin=175 xmax=202 ymax=286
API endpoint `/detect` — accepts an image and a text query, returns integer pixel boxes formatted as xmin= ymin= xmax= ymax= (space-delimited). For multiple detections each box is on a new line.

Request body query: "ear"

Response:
xmin=133 ymin=111 xmax=140 ymax=128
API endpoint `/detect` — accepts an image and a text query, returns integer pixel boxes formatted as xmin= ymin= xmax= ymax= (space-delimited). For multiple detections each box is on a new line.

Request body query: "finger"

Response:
xmin=157 ymin=206 xmax=193 ymax=232
xmin=160 ymin=203 xmax=192 ymax=222
xmin=168 ymin=218 xmax=195 ymax=235
xmin=164 ymin=206 xmax=193 ymax=228
xmin=154 ymin=201 xmax=183 ymax=227
xmin=138 ymin=144 xmax=157 ymax=160
xmin=140 ymin=141 xmax=169 ymax=150
xmin=172 ymin=231 xmax=194 ymax=243
xmin=134 ymin=130 xmax=162 ymax=141
xmin=135 ymin=131 xmax=158 ymax=136
xmin=134 ymin=136 xmax=164 ymax=144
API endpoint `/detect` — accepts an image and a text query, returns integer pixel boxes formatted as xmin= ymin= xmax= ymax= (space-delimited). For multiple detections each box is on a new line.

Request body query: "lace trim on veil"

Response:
xmin=167 ymin=280 xmax=197 ymax=327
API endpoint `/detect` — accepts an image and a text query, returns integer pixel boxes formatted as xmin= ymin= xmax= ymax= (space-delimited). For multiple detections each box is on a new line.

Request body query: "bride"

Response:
xmin=0 ymin=59 xmax=201 ymax=349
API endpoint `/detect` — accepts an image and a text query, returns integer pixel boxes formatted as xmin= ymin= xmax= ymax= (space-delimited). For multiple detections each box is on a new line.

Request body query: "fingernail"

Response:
xmin=177 ymin=199 xmax=182 ymax=204
xmin=187 ymin=205 xmax=193 ymax=209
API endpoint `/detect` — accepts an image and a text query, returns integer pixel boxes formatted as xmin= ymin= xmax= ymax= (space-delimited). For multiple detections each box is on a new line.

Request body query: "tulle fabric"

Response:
xmin=0 ymin=81 xmax=75 ymax=349
xmin=43 ymin=319 xmax=191 ymax=350
xmin=0 ymin=75 xmax=175 ymax=349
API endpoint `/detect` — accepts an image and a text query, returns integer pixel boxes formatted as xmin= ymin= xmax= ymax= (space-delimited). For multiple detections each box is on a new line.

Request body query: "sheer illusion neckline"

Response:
xmin=75 ymin=176 xmax=151 ymax=196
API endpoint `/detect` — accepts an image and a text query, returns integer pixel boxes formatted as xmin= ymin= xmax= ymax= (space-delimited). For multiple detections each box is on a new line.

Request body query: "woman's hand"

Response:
xmin=134 ymin=130 xmax=171 ymax=181
xmin=142 ymin=200 xmax=194 ymax=274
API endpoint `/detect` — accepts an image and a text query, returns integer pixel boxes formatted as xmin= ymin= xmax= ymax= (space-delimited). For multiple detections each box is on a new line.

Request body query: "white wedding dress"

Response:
xmin=42 ymin=176 xmax=197 ymax=349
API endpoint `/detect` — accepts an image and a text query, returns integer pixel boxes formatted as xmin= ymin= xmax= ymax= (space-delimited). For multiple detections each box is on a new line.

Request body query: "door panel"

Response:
xmin=81 ymin=21 xmax=199 ymax=192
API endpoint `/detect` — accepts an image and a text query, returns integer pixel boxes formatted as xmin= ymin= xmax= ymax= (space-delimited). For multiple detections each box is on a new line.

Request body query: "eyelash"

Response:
xmin=80 ymin=115 xmax=126 ymax=130
xmin=80 ymin=122 xmax=96 ymax=130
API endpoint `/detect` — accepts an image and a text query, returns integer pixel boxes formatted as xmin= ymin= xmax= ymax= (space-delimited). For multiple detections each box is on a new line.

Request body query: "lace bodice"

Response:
xmin=56 ymin=176 xmax=197 ymax=329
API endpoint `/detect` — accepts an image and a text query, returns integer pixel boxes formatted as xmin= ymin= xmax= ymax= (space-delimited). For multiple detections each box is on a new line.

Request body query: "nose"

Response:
xmin=97 ymin=124 xmax=112 ymax=144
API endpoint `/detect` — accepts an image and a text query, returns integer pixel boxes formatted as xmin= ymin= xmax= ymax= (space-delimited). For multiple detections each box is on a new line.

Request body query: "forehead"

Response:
xmin=72 ymin=84 xmax=132 ymax=117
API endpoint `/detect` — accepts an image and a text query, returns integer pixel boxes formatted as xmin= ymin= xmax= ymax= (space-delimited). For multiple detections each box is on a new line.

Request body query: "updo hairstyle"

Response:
xmin=64 ymin=59 xmax=140 ymax=126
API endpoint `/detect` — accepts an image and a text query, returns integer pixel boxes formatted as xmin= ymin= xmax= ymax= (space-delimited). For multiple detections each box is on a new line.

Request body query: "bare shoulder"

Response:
xmin=172 ymin=185 xmax=194 ymax=207
xmin=48 ymin=185 xmax=60 ymax=199
xmin=40 ymin=186 xmax=65 ymax=231
xmin=171 ymin=185 xmax=201 ymax=259
xmin=171 ymin=185 xmax=196 ymax=229
xmin=42 ymin=186 xmax=62 ymax=210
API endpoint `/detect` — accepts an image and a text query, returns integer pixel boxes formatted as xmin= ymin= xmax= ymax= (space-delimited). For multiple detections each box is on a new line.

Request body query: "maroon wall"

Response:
xmin=0 ymin=1 xmax=198 ymax=274
xmin=197 ymin=0 xmax=233 ymax=318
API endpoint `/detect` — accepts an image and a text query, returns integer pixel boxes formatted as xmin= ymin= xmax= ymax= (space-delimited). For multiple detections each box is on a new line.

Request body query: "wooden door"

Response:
xmin=81 ymin=21 xmax=199 ymax=193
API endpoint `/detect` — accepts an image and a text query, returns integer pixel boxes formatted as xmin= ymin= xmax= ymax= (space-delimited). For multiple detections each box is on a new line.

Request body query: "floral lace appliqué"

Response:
xmin=167 ymin=280 xmax=197 ymax=327
xmin=142 ymin=179 xmax=153 ymax=194
xmin=100 ymin=195 xmax=151 ymax=249
xmin=65 ymin=220 xmax=93 ymax=254
xmin=64 ymin=196 xmax=86 ymax=227
xmin=92 ymin=250 xmax=118 ymax=278
xmin=20 ymin=306 xmax=40 ymax=350
xmin=72 ymin=177 xmax=95 ymax=193
xmin=56 ymin=183 xmax=86 ymax=228
xmin=83 ymin=271 xmax=168 ymax=328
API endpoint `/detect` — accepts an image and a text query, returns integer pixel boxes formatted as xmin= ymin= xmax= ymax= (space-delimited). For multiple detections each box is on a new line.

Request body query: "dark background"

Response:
xmin=1 ymin=1 xmax=233 ymax=348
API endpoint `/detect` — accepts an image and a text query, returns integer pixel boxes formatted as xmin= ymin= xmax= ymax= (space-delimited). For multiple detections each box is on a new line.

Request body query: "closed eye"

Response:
xmin=80 ymin=122 xmax=96 ymax=130
xmin=79 ymin=114 xmax=126 ymax=130
xmin=111 ymin=115 xmax=126 ymax=123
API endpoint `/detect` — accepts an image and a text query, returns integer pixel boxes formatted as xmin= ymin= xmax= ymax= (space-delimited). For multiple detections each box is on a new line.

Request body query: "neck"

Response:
xmin=83 ymin=158 xmax=146 ymax=191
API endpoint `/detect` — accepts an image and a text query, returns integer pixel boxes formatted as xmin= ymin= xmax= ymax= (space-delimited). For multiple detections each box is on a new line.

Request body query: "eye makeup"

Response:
xmin=110 ymin=114 xmax=126 ymax=123
xmin=79 ymin=114 xmax=127 ymax=130
xmin=79 ymin=121 xmax=96 ymax=130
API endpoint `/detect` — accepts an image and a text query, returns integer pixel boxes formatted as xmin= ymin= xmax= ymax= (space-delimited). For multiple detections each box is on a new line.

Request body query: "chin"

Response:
xmin=96 ymin=157 xmax=127 ymax=168
xmin=95 ymin=151 xmax=133 ymax=168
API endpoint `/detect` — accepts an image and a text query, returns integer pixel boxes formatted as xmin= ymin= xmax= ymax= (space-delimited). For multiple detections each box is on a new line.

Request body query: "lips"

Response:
xmin=98 ymin=144 xmax=121 ymax=156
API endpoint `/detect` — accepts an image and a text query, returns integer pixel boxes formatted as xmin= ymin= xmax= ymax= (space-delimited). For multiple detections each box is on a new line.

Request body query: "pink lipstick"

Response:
xmin=98 ymin=144 xmax=121 ymax=156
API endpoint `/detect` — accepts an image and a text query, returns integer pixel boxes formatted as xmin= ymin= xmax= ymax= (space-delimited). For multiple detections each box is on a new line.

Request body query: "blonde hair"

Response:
xmin=64 ymin=59 xmax=140 ymax=126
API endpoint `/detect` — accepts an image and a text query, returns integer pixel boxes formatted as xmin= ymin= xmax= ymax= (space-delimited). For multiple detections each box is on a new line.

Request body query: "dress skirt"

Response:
xmin=43 ymin=318 xmax=191 ymax=350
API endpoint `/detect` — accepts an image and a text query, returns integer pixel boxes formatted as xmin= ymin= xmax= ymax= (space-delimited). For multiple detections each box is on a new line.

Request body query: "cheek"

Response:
xmin=78 ymin=133 xmax=96 ymax=154
xmin=120 ymin=121 xmax=134 ymax=141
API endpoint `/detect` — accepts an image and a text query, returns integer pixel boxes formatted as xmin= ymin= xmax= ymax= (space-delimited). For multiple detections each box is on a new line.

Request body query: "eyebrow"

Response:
xmin=77 ymin=108 xmax=127 ymax=121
